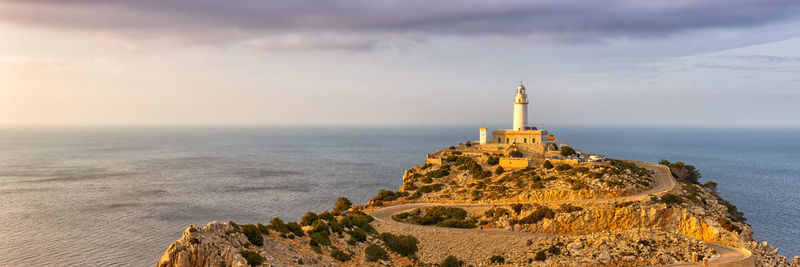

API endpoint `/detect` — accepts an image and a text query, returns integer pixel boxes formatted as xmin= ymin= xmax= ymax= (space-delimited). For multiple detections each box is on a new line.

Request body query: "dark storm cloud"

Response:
xmin=3 ymin=0 xmax=800 ymax=48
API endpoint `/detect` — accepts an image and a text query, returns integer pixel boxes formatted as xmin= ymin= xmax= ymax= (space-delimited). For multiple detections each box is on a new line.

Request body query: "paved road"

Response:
xmin=368 ymin=161 xmax=752 ymax=266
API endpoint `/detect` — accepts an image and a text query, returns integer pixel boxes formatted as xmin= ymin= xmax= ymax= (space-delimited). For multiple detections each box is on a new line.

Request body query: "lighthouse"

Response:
xmin=512 ymin=82 xmax=529 ymax=131
xmin=489 ymin=82 xmax=549 ymax=151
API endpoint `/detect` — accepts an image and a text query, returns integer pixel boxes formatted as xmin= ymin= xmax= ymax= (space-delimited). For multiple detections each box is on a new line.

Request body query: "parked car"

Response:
xmin=588 ymin=155 xmax=603 ymax=162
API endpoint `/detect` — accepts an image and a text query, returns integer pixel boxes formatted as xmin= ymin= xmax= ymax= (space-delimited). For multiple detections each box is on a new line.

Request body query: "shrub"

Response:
xmin=534 ymin=250 xmax=547 ymax=261
xmin=719 ymin=198 xmax=747 ymax=222
xmin=380 ymin=233 xmax=419 ymax=257
xmin=311 ymin=219 xmax=329 ymax=233
xmin=300 ymin=212 xmax=318 ymax=226
xmin=241 ymin=224 xmax=264 ymax=246
xmin=703 ymin=181 xmax=719 ymax=195
xmin=570 ymin=181 xmax=587 ymax=190
xmin=449 ymin=146 xmax=456 ymax=149
xmin=557 ymin=204 xmax=583 ymax=213
xmin=489 ymin=255 xmax=505 ymax=264
xmin=437 ymin=219 xmax=476 ymax=228
xmin=547 ymin=245 xmax=561 ymax=255
xmin=328 ymin=220 xmax=343 ymax=234
xmin=718 ymin=217 xmax=740 ymax=233
xmin=560 ymin=146 xmax=577 ymax=157
xmin=660 ymin=193 xmax=683 ymax=205
xmin=426 ymin=169 xmax=450 ymax=179
xmin=509 ymin=151 xmax=524 ymax=158
xmin=487 ymin=156 xmax=500 ymax=165
xmin=364 ymin=244 xmax=389 ymax=262
xmin=348 ymin=227 xmax=368 ymax=242
xmin=330 ymin=248 xmax=352 ymax=262
xmin=309 ymin=231 xmax=331 ymax=247
xmin=442 ymin=255 xmax=464 ymax=267
xmin=287 ymin=222 xmax=304 ymax=237
xmin=318 ymin=211 xmax=334 ymax=221
xmin=555 ymin=164 xmax=572 ymax=171
xmin=519 ymin=206 xmax=555 ymax=224
xmin=269 ymin=217 xmax=289 ymax=233
xmin=511 ymin=204 xmax=523 ymax=215
xmin=341 ymin=212 xmax=374 ymax=229
xmin=543 ymin=160 xmax=554 ymax=169
xmin=421 ymin=177 xmax=433 ymax=183
xmin=371 ymin=189 xmax=408 ymax=203
xmin=417 ymin=183 xmax=444 ymax=193
xmin=494 ymin=166 xmax=505 ymax=175
xmin=240 ymin=251 xmax=264 ymax=266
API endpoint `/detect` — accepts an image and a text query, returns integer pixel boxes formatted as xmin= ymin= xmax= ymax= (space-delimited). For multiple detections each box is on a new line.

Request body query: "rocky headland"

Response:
xmin=156 ymin=143 xmax=800 ymax=267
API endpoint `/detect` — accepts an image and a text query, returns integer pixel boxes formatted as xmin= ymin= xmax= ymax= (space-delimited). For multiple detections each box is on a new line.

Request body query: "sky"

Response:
xmin=2 ymin=0 xmax=800 ymax=127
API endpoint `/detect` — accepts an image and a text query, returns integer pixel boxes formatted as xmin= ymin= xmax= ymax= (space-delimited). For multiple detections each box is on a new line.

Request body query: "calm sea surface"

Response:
xmin=0 ymin=126 xmax=797 ymax=266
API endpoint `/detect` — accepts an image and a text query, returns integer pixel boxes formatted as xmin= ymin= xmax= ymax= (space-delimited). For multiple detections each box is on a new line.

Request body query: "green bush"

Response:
xmin=365 ymin=244 xmax=389 ymax=262
xmin=426 ymin=169 xmax=450 ymax=178
xmin=519 ymin=206 xmax=555 ymax=224
xmin=328 ymin=220 xmax=343 ymax=234
xmin=560 ymin=146 xmax=577 ymax=157
xmin=309 ymin=231 xmax=331 ymax=247
xmin=318 ymin=211 xmax=334 ymax=221
xmin=371 ymin=189 xmax=408 ymax=203
xmin=421 ymin=177 xmax=433 ymax=183
xmin=547 ymin=245 xmax=561 ymax=255
xmin=534 ymin=250 xmax=546 ymax=261
xmin=348 ymin=227 xmax=368 ymax=242
xmin=240 ymin=251 xmax=265 ymax=266
xmin=495 ymin=166 xmax=505 ymax=175
xmin=718 ymin=198 xmax=746 ymax=222
xmin=557 ymin=204 xmax=583 ymax=213
xmin=330 ymin=248 xmax=351 ymax=262
xmin=570 ymin=181 xmax=587 ymax=190
xmin=300 ymin=212 xmax=318 ymax=226
xmin=487 ymin=156 xmax=500 ymax=165
xmin=379 ymin=233 xmax=419 ymax=257
xmin=437 ymin=219 xmax=476 ymax=228
xmin=511 ymin=204 xmax=523 ymax=215
xmin=509 ymin=151 xmax=524 ymax=158
xmin=543 ymin=160 xmax=554 ymax=169
xmin=341 ymin=212 xmax=374 ymax=229
xmin=256 ymin=223 xmax=269 ymax=235
xmin=268 ymin=217 xmax=289 ymax=233
xmin=241 ymin=224 xmax=264 ymax=246
xmin=660 ymin=193 xmax=683 ymax=205
xmin=311 ymin=219 xmax=329 ymax=233
xmin=555 ymin=164 xmax=572 ymax=171
xmin=489 ymin=255 xmax=505 ymax=264
xmin=417 ymin=183 xmax=444 ymax=193
xmin=287 ymin=222 xmax=304 ymax=237
xmin=441 ymin=255 xmax=464 ymax=267
xmin=718 ymin=217 xmax=740 ymax=233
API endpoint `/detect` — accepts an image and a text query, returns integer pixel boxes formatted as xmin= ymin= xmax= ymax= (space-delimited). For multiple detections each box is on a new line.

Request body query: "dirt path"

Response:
xmin=368 ymin=161 xmax=752 ymax=266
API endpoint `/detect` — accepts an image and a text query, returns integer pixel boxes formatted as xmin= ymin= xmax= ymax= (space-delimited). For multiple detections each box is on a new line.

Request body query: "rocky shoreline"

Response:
xmin=156 ymin=144 xmax=799 ymax=266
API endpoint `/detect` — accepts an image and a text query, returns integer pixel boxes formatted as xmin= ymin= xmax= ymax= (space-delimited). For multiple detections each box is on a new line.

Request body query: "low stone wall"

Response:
xmin=499 ymin=158 xmax=531 ymax=168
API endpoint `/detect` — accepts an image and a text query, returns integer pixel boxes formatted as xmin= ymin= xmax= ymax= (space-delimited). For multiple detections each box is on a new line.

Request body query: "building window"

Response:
xmin=498 ymin=138 xmax=502 ymax=143
xmin=524 ymin=138 xmax=527 ymax=143
xmin=506 ymin=138 xmax=509 ymax=143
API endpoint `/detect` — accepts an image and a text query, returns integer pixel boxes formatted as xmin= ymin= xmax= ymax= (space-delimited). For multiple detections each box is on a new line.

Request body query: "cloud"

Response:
xmin=2 ymin=0 xmax=800 ymax=49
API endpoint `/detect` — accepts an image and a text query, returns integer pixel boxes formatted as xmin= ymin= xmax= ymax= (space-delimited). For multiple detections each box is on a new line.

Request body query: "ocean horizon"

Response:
xmin=1 ymin=126 xmax=797 ymax=266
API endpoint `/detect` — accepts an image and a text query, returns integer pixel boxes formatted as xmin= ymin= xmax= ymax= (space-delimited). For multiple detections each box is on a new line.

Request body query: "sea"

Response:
xmin=0 ymin=126 xmax=797 ymax=266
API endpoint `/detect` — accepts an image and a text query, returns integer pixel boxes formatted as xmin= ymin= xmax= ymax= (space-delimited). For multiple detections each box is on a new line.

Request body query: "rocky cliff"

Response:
xmin=156 ymin=144 xmax=799 ymax=266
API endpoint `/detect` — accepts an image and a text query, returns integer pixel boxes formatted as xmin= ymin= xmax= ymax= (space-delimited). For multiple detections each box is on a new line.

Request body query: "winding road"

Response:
xmin=368 ymin=161 xmax=753 ymax=266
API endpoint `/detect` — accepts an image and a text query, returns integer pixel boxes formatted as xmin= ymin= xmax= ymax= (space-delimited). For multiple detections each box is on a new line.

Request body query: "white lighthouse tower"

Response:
xmin=512 ymin=82 xmax=529 ymax=131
